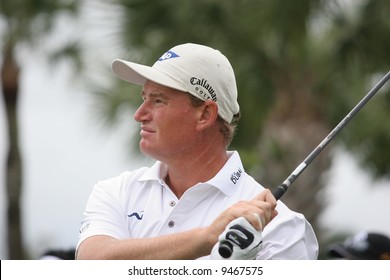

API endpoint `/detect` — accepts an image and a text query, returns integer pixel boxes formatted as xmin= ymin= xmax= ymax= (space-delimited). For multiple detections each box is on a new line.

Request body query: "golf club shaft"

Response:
xmin=219 ymin=70 xmax=390 ymax=258
xmin=272 ymin=70 xmax=390 ymax=200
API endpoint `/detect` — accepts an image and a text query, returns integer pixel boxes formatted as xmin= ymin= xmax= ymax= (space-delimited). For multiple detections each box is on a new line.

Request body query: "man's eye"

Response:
xmin=155 ymin=99 xmax=165 ymax=104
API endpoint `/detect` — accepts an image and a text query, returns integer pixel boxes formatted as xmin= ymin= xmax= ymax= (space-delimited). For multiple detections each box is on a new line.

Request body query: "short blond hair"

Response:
xmin=188 ymin=94 xmax=240 ymax=147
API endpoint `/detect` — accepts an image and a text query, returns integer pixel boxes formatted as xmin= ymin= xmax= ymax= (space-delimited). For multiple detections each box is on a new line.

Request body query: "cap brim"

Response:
xmin=112 ymin=59 xmax=187 ymax=92
xmin=327 ymin=244 xmax=352 ymax=259
xmin=327 ymin=244 xmax=360 ymax=259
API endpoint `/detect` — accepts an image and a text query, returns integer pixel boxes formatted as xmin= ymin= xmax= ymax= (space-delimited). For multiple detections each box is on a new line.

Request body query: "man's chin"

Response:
xmin=140 ymin=144 xmax=158 ymax=159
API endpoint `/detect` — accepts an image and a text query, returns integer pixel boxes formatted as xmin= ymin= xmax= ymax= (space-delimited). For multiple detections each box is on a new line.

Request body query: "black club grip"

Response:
xmin=272 ymin=184 xmax=288 ymax=200
xmin=218 ymin=240 xmax=233 ymax=258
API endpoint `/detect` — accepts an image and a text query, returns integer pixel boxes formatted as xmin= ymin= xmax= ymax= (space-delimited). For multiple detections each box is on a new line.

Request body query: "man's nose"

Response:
xmin=134 ymin=101 xmax=150 ymax=122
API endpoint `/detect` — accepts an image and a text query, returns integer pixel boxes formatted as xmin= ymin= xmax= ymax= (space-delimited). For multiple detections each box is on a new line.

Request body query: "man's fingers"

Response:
xmin=252 ymin=189 xmax=277 ymax=206
xmin=252 ymin=213 xmax=265 ymax=231
xmin=235 ymin=203 xmax=272 ymax=231
xmin=209 ymin=189 xmax=278 ymax=242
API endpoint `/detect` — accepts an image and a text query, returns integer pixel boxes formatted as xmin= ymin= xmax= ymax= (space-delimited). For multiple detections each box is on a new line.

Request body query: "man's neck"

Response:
xmin=164 ymin=146 xmax=228 ymax=199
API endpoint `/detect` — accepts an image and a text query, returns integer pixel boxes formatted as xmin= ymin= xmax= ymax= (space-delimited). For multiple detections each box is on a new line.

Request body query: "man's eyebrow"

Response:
xmin=141 ymin=91 xmax=168 ymax=99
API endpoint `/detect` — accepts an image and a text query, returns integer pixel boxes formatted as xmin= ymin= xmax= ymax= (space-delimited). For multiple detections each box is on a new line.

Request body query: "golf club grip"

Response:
xmin=272 ymin=184 xmax=288 ymax=200
xmin=218 ymin=240 xmax=234 ymax=258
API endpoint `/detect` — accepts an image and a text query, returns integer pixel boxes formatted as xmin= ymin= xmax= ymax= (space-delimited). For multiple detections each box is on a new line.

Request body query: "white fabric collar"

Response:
xmin=138 ymin=151 xmax=246 ymax=197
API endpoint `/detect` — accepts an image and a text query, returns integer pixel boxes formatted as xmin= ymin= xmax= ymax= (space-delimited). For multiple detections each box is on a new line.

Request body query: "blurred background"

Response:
xmin=1 ymin=0 xmax=389 ymax=260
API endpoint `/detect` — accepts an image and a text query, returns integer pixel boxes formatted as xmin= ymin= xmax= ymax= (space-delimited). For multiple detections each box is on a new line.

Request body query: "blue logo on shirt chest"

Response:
xmin=128 ymin=211 xmax=144 ymax=220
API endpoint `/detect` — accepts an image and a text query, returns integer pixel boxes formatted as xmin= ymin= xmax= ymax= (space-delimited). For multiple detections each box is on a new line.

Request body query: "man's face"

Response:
xmin=134 ymin=80 xmax=202 ymax=162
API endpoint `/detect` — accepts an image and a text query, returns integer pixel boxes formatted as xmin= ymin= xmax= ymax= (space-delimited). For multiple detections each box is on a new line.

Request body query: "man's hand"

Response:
xmin=206 ymin=189 xmax=278 ymax=259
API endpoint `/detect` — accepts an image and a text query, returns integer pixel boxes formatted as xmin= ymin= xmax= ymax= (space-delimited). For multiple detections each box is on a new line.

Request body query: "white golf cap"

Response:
xmin=112 ymin=43 xmax=240 ymax=123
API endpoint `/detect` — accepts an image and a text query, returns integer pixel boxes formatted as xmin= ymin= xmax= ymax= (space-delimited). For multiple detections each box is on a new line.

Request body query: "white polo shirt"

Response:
xmin=77 ymin=151 xmax=318 ymax=259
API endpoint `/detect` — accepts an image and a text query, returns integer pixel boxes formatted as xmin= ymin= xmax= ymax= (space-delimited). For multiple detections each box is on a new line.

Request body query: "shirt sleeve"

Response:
xmin=76 ymin=177 xmax=129 ymax=250
xmin=258 ymin=210 xmax=319 ymax=259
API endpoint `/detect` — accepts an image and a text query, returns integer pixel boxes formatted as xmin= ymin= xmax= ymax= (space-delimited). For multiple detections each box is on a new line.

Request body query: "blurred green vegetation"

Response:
xmin=1 ymin=0 xmax=389 ymax=259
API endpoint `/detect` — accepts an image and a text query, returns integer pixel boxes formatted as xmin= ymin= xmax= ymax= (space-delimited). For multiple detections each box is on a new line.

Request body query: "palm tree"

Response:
xmin=0 ymin=0 xmax=81 ymax=259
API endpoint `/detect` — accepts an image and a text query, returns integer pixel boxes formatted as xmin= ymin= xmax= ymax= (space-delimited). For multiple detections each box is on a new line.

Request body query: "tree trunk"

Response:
xmin=1 ymin=48 xmax=24 ymax=259
xmin=254 ymin=70 xmax=331 ymax=245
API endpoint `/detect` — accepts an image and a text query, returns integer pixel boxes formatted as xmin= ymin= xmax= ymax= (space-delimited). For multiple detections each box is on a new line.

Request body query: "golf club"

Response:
xmin=218 ymin=70 xmax=390 ymax=258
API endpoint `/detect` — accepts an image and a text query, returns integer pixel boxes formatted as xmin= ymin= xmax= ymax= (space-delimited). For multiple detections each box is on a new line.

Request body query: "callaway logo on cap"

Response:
xmin=111 ymin=43 xmax=240 ymax=123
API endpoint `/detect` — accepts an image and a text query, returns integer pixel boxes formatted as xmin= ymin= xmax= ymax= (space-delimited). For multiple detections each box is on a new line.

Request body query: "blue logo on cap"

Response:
xmin=158 ymin=51 xmax=179 ymax=61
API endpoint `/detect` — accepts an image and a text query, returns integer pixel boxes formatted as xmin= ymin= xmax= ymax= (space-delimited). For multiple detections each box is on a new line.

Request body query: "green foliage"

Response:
xmin=1 ymin=0 xmax=79 ymax=48
xmin=106 ymin=0 xmax=390 ymax=180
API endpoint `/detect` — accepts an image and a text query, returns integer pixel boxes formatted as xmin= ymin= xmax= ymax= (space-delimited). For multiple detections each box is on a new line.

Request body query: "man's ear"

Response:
xmin=196 ymin=101 xmax=219 ymax=130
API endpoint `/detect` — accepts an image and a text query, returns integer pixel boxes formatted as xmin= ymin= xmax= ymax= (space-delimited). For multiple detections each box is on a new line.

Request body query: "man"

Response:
xmin=76 ymin=43 xmax=318 ymax=260
xmin=327 ymin=231 xmax=390 ymax=260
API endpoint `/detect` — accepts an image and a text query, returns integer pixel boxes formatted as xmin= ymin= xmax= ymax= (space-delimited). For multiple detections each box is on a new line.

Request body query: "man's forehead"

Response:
xmin=142 ymin=80 xmax=188 ymax=96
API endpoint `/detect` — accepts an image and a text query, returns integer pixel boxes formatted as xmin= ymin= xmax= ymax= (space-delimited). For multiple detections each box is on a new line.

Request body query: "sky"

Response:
xmin=1 ymin=1 xmax=390 ymax=260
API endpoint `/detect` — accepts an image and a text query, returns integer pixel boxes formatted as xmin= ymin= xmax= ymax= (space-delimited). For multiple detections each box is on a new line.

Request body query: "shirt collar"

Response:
xmin=138 ymin=160 xmax=168 ymax=183
xmin=138 ymin=151 xmax=245 ymax=197
xmin=206 ymin=151 xmax=245 ymax=197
